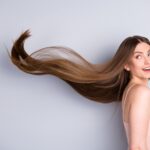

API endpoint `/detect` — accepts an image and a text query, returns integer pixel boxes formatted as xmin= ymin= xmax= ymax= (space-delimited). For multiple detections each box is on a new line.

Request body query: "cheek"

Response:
xmin=129 ymin=61 xmax=143 ymax=71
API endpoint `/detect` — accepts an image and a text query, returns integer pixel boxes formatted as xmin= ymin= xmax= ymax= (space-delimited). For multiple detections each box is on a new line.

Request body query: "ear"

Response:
xmin=124 ymin=64 xmax=130 ymax=71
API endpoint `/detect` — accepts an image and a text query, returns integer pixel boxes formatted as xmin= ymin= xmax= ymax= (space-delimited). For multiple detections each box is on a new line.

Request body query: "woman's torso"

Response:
xmin=122 ymin=83 xmax=150 ymax=149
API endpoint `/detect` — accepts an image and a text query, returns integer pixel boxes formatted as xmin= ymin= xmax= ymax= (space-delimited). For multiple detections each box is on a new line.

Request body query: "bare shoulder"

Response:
xmin=132 ymin=84 xmax=150 ymax=93
xmin=128 ymin=84 xmax=150 ymax=105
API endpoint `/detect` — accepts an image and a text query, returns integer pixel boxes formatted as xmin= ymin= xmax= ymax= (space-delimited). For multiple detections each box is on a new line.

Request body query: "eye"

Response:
xmin=148 ymin=53 xmax=150 ymax=56
xmin=135 ymin=55 xmax=142 ymax=59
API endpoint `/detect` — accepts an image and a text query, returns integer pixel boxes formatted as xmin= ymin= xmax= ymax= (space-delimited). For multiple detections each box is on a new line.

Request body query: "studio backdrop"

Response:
xmin=0 ymin=0 xmax=150 ymax=150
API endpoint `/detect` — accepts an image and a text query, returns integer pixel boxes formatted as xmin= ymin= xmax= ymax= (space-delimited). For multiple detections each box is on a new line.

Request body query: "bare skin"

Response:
xmin=123 ymin=42 xmax=150 ymax=150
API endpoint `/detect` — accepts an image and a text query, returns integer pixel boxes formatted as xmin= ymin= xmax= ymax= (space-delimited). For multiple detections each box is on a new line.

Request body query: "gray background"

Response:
xmin=0 ymin=0 xmax=150 ymax=150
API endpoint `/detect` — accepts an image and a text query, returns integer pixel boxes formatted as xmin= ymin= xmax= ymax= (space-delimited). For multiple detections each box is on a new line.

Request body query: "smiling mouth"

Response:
xmin=143 ymin=68 xmax=150 ymax=72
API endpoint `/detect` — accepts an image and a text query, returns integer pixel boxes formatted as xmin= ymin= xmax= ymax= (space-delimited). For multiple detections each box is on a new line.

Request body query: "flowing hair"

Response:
xmin=8 ymin=30 xmax=150 ymax=103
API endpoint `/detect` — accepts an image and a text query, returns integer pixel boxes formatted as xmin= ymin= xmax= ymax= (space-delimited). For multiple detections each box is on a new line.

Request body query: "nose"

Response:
xmin=144 ymin=56 xmax=150 ymax=65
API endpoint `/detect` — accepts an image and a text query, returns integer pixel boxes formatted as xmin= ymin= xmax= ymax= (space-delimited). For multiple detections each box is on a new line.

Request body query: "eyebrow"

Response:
xmin=134 ymin=51 xmax=143 ymax=53
xmin=134 ymin=49 xmax=150 ymax=54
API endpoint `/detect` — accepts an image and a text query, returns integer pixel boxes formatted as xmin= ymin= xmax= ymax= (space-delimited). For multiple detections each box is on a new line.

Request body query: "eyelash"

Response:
xmin=135 ymin=53 xmax=150 ymax=59
xmin=135 ymin=55 xmax=141 ymax=59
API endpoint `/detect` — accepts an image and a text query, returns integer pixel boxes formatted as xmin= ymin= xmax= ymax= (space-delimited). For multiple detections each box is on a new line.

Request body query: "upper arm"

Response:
xmin=128 ymin=86 xmax=150 ymax=149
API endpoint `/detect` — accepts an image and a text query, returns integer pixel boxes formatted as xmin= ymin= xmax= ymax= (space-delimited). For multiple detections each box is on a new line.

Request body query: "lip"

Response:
xmin=142 ymin=68 xmax=150 ymax=72
xmin=143 ymin=66 xmax=150 ymax=69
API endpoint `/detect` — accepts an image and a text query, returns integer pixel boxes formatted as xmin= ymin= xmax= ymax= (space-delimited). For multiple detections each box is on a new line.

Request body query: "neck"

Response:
xmin=129 ymin=78 xmax=149 ymax=87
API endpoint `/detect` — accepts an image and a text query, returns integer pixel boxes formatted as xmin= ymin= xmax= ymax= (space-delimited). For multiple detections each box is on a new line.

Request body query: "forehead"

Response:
xmin=134 ymin=42 xmax=150 ymax=52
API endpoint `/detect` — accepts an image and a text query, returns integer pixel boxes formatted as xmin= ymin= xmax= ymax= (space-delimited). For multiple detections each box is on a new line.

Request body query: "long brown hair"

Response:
xmin=8 ymin=30 xmax=150 ymax=103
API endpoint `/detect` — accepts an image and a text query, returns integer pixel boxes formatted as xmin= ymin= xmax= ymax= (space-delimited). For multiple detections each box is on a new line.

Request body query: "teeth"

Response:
xmin=143 ymin=67 xmax=150 ymax=70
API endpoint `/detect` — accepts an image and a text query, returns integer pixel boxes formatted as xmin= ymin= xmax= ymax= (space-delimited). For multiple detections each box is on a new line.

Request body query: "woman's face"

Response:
xmin=124 ymin=42 xmax=150 ymax=82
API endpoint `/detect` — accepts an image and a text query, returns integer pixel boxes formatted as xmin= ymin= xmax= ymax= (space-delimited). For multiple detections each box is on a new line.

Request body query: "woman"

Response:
xmin=122 ymin=41 xmax=150 ymax=150
xmin=9 ymin=30 xmax=150 ymax=150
